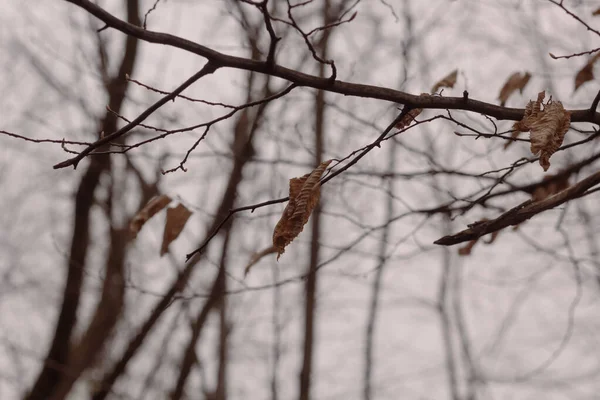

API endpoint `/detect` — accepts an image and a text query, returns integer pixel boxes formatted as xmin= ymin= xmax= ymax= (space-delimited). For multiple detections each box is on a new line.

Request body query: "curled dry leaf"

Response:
xmin=498 ymin=71 xmax=531 ymax=106
xmin=273 ymin=160 xmax=332 ymax=260
xmin=457 ymin=219 xmax=499 ymax=256
xmin=574 ymin=53 xmax=600 ymax=91
xmin=458 ymin=239 xmax=477 ymax=256
xmin=531 ymin=173 xmax=570 ymax=202
xmin=513 ymin=91 xmax=571 ymax=171
xmin=431 ymin=69 xmax=458 ymax=93
xmin=160 ymin=203 xmax=193 ymax=256
xmin=129 ymin=194 xmax=172 ymax=237
xmin=244 ymin=246 xmax=278 ymax=277
xmin=593 ymin=7 xmax=600 ymax=16
xmin=395 ymin=93 xmax=428 ymax=130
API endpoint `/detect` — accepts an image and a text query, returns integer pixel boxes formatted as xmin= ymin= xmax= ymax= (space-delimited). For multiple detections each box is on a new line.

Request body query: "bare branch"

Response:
xmin=434 ymin=170 xmax=600 ymax=246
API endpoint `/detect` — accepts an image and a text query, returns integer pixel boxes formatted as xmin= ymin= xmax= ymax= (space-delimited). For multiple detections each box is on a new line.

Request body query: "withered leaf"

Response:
xmin=513 ymin=91 xmax=571 ymax=171
xmin=160 ymin=203 xmax=193 ymax=256
xmin=244 ymin=245 xmax=278 ymax=277
xmin=130 ymin=194 xmax=172 ymax=238
xmin=395 ymin=108 xmax=422 ymax=129
xmin=498 ymin=72 xmax=531 ymax=106
xmin=531 ymin=173 xmax=570 ymax=202
xmin=458 ymin=239 xmax=477 ymax=256
xmin=431 ymin=69 xmax=458 ymax=93
xmin=574 ymin=53 xmax=600 ymax=91
xmin=273 ymin=160 xmax=332 ymax=259
xmin=395 ymin=93 xmax=428 ymax=130
xmin=593 ymin=7 xmax=600 ymax=16
xmin=457 ymin=220 xmax=499 ymax=256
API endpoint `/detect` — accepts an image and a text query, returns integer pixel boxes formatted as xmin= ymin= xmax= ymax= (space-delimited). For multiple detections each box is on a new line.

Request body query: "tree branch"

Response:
xmin=57 ymin=0 xmax=600 ymax=169
xmin=434 ymin=170 xmax=600 ymax=246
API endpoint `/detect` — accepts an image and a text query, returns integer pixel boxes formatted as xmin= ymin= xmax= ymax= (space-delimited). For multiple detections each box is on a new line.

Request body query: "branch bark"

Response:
xmin=435 ymin=170 xmax=600 ymax=246
xmin=55 ymin=0 xmax=600 ymax=170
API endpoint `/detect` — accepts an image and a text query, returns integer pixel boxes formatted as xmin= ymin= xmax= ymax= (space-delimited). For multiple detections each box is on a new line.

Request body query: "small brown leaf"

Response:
xmin=431 ymin=70 xmax=458 ymax=93
xmin=458 ymin=239 xmax=477 ymax=256
xmin=593 ymin=7 xmax=600 ymax=16
xmin=160 ymin=204 xmax=193 ymax=256
xmin=457 ymin=219 xmax=499 ymax=255
xmin=395 ymin=93 xmax=428 ymax=130
xmin=498 ymin=72 xmax=531 ymax=106
xmin=574 ymin=53 xmax=600 ymax=91
xmin=531 ymin=173 xmax=571 ymax=202
xmin=513 ymin=91 xmax=571 ymax=171
xmin=130 ymin=195 xmax=172 ymax=237
xmin=395 ymin=108 xmax=422 ymax=129
xmin=244 ymin=246 xmax=278 ymax=277
xmin=273 ymin=160 xmax=332 ymax=259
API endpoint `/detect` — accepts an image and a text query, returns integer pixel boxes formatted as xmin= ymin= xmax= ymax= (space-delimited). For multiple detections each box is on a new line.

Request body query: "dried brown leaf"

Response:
xmin=273 ymin=160 xmax=332 ymax=259
xmin=160 ymin=203 xmax=193 ymax=256
xmin=458 ymin=219 xmax=500 ymax=255
xmin=531 ymin=173 xmax=571 ymax=202
xmin=244 ymin=246 xmax=278 ymax=277
xmin=129 ymin=195 xmax=172 ymax=237
xmin=431 ymin=69 xmax=458 ymax=93
xmin=512 ymin=91 xmax=571 ymax=171
xmin=498 ymin=72 xmax=531 ymax=106
xmin=574 ymin=53 xmax=600 ymax=91
xmin=395 ymin=93 xmax=428 ymax=130
xmin=395 ymin=108 xmax=422 ymax=129
xmin=593 ymin=7 xmax=600 ymax=16
xmin=458 ymin=239 xmax=477 ymax=256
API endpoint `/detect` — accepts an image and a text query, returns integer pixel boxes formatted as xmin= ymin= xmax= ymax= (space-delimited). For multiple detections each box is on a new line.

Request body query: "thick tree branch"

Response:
xmin=64 ymin=0 xmax=600 ymax=123
xmin=56 ymin=0 xmax=600 ymax=170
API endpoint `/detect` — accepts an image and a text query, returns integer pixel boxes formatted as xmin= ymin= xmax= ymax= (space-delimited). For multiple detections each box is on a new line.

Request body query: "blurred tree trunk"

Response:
xmin=26 ymin=1 xmax=140 ymax=398
xmin=299 ymin=2 xmax=333 ymax=400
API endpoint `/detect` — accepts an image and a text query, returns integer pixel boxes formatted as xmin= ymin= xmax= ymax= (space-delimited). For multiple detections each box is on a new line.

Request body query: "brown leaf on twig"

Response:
xmin=130 ymin=194 xmax=172 ymax=237
xmin=395 ymin=108 xmax=422 ymax=129
xmin=498 ymin=72 xmax=531 ymax=106
xmin=531 ymin=173 xmax=571 ymax=202
xmin=457 ymin=219 xmax=499 ymax=256
xmin=273 ymin=160 xmax=332 ymax=259
xmin=395 ymin=93 xmax=428 ymax=130
xmin=593 ymin=7 xmax=600 ymax=16
xmin=160 ymin=204 xmax=193 ymax=256
xmin=574 ymin=53 xmax=600 ymax=91
xmin=244 ymin=246 xmax=278 ymax=277
xmin=431 ymin=69 xmax=458 ymax=93
xmin=513 ymin=91 xmax=571 ymax=171
xmin=458 ymin=239 xmax=477 ymax=256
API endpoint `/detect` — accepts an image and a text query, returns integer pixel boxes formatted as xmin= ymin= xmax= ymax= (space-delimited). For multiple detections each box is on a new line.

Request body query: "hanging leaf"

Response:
xmin=272 ymin=160 xmax=332 ymax=260
xmin=498 ymin=72 xmax=531 ymax=106
xmin=395 ymin=108 xmax=422 ymax=129
xmin=457 ymin=219 xmax=499 ymax=256
xmin=129 ymin=195 xmax=172 ymax=238
xmin=531 ymin=173 xmax=571 ymax=202
xmin=458 ymin=239 xmax=477 ymax=256
xmin=244 ymin=246 xmax=278 ymax=277
xmin=431 ymin=69 xmax=458 ymax=93
xmin=593 ymin=7 xmax=600 ymax=16
xmin=395 ymin=93 xmax=428 ymax=130
xmin=574 ymin=53 xmax=600 ymax=91
xmin=160 ymin=203 xmax=193 ymax=256
xmin=513 ymin=91 xmax=571 ymax=171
